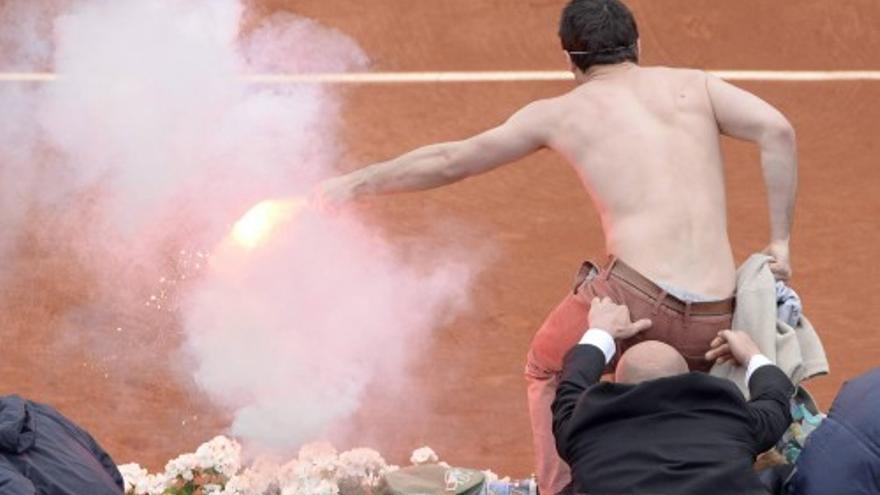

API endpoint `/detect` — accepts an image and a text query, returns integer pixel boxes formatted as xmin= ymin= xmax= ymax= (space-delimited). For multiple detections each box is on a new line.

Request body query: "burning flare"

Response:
xmin=231 ymin=198 xmax=305 ymax=248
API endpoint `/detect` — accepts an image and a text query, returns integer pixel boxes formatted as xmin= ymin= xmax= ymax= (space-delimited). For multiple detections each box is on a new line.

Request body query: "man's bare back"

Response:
xmin=540 ymin=64 xmax=736 ymax=298
xmin=316 ymin=64 xmax=796 ymax=299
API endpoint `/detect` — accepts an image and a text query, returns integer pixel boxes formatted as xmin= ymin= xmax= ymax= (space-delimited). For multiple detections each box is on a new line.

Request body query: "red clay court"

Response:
xmin=1 ymin=0 xmax=878 ymax=479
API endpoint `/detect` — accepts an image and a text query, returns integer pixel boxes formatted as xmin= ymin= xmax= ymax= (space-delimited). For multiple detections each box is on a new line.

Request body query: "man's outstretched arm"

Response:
xmin=706 ymin=75 xmax=798 ymax=280
xmin=315 ymin=100 xmax=554 ymax=206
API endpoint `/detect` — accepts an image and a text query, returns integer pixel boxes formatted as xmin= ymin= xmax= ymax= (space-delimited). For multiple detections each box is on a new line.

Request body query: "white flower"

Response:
xmin=336 ymin=447 xmax=391 ymax=489
xmin=294 ymin=442 xmax=339 ymax=480
xmin=277 ymin=459 xmax=313 ymax=492
xmin=164 ymin=452 xmax=198 ymax=482
xmin=195 ymin=450 xmax=216 ymax=470
xmin=410 ymin=446 xmax=439 ymax=465
xmin=194 ymin=435 xmax=243 ymax=477
xmin=117 ymin=463 xmax=169 ymax=495
xmin=160 ymin=436 xmax=242 ymax=490
xmin=277 ymin=448 xmax=343 ymax=495
xmin=337 ymin=448 xmax=386 ymax=476
xmin=221 ymin=457 xmax=280 ymax=495
xmin=121 ymin=439 xmax=501 ymax=495
xmin=151 ymin=474 xmax=171 ymax=495
xmin=118 ymin=463 xmax=147 ymax=493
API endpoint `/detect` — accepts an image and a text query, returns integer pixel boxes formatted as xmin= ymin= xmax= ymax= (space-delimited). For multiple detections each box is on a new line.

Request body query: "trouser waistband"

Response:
xmin=602 ymin=256 xmax=735 ymax=316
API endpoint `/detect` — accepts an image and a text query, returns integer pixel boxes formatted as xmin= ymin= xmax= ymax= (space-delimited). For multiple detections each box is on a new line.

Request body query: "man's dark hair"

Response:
xmin=559 ymin=0 xmax=639 ymax=72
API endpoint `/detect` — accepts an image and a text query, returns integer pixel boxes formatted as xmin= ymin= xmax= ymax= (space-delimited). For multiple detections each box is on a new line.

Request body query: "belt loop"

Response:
xmin=573 ymin=261 xmax=593 ymax=295
xmin=651 ymin=289 xmax=667 ymax=315
xmin=602 ymin=255 xmax=618 ymax=281
xmin=684 ymin=300 xmax=692 ymax=328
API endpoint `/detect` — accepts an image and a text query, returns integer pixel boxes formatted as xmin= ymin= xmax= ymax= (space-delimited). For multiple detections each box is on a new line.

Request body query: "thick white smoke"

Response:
xmin=186 ymin=211 xmax=472 ymax=448
xmin=40 ymin=0 xmax=350 ymax=237
xmin=0 ymin=0 xmax=475 ymax=452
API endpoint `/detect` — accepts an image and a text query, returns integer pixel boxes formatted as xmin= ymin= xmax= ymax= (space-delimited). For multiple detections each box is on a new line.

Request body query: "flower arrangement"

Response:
xmin=118 ymin=437 xmax=404 ymax=495
xmin=408 ymin=447 xmax=439 ymax=466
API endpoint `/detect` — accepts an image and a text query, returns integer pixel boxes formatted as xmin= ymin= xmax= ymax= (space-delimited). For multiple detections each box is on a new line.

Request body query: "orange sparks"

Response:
xmin=231 ymin=198 xmax=305 ymax=248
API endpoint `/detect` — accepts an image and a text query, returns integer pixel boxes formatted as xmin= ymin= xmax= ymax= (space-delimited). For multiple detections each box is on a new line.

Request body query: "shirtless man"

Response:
xmin=316 ymin=1 xmax=797 ymax=493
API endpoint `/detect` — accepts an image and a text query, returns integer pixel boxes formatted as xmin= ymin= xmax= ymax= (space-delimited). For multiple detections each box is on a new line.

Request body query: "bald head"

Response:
xmin=615 ymin=341 xmax=689 ymax=384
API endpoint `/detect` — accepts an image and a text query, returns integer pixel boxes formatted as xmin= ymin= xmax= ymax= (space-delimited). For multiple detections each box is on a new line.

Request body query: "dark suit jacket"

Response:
xmin=552 ymin=345 xmax=794 ymax=495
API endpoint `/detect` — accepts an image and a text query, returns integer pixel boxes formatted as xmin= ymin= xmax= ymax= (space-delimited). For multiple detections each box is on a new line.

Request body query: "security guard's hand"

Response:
xmin=587 ymin=297 xmax=652 ymax=340
xmin=705 ymin=330 xmax=762 ymax=366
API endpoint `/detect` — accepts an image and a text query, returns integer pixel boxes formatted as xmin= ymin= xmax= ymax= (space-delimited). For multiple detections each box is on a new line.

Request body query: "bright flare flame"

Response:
xmin=231 ymin=198 xmax=305 ymax=248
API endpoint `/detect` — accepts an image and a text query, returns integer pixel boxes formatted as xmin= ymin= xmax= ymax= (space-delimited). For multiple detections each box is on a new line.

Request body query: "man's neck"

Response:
xmin=574 ymin=62 xmax=637 ymax=84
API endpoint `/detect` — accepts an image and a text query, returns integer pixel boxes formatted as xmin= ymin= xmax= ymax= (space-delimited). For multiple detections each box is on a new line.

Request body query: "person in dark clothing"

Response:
xmin=0 ymin=395 xmax=123 ymax=495
xmin=552 ymin=297 xmax=794 ymax=495
xmin=788 ymin=367 xmax=880 ymax=495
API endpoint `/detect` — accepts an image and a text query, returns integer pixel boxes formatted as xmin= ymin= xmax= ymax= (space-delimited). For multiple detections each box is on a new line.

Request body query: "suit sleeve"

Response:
xmin=745 ymin=365 xmax=795 ymax=452
xmin=551 ymin=345 xmax=606 ymax=460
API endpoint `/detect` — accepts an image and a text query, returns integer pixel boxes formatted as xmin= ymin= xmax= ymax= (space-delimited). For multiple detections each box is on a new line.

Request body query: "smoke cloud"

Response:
xmin=0 ymin=0 xmax=475 ymax=453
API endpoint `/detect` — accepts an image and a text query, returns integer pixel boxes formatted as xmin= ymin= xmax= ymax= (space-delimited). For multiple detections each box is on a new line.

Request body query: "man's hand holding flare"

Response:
xmin=311 ymin=175 xmax=359 ymax=213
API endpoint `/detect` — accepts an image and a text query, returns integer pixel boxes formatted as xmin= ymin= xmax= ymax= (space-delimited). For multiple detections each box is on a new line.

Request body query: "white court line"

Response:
xmin=1 ymin=70 xmax=880 ymax=83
